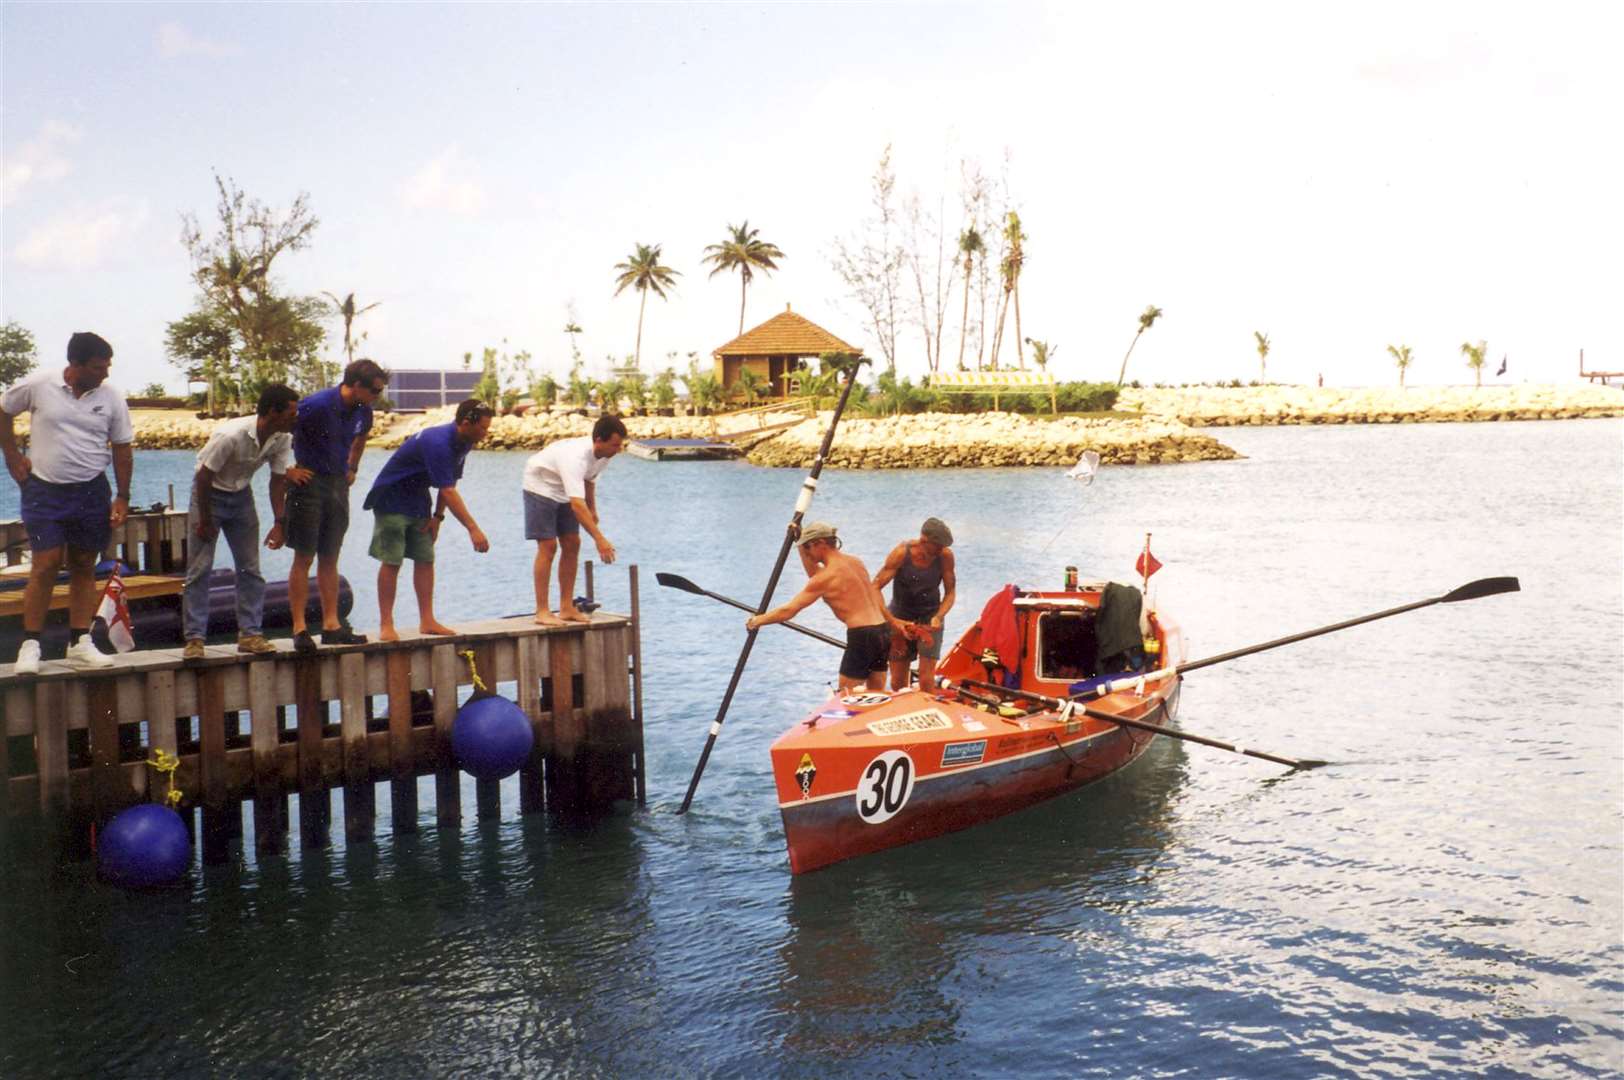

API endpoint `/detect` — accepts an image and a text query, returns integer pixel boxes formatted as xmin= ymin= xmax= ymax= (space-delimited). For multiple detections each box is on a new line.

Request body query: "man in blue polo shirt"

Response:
xmin=363 ymin=399 xmax=492 ymax=641
xmin=0 ymin=332 xmax=134 ymax=673
xmin=285 ymin=358 xmax=388 ymax=652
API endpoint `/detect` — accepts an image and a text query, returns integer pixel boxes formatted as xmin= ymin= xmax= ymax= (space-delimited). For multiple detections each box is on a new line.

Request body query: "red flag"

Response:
xmin=1135 ymin=542 xmax=1162 ymax=580
xmin=95 ymin=567 xmax=136 ymax=653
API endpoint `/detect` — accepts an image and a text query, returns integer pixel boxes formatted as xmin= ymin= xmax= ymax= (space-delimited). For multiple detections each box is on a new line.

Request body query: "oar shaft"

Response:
xmin=1178 ymin=595 xmax=1442 ymax=675
xmin=677 ymin=361 xmax=864 ymax=814
xmin=954 ymin=676 xmax=1319 ymax=770
xmin=695 ymin=586 xmax=846 ymax=649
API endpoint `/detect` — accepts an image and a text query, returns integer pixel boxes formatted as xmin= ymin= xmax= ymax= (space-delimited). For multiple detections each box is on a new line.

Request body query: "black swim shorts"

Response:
xmin=840 ymin=624 xmax=892 ymax=680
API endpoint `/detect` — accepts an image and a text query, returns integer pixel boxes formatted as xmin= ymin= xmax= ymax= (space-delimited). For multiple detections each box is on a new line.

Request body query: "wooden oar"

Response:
xmin=1077 ymin=576 xmax=1523 ymax=697
xmin=655 ymin=572 xmax=844 ymax=649
xmin=954 ymin=676 xmax=1325 ymax=770
xmin=676 ymin=358 xmax=868 ymax=814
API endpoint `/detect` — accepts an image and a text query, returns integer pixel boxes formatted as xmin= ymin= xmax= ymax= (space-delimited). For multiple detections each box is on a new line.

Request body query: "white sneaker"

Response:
xmin=65 ymin=637 xmax=114 ymax=669
xmin=14 ymin=639 xmax=41 ymax=675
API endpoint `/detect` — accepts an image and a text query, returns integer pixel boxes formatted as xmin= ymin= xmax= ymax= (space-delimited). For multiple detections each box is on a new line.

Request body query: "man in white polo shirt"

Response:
xmin=0 ymin=332 xmax=134 ymax=672
xmin=181 ymin=383 xmax=311 ymax=661
xmin=522 ymin=414 xmax=624 ymax=625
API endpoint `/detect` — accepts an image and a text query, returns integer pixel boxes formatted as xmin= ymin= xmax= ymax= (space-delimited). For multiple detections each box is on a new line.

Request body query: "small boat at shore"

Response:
xmin=769 ymin=575 xmax=1183 ymax=874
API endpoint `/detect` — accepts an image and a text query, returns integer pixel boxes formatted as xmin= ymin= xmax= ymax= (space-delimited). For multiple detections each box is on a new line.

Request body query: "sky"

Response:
xmin=3 ymin=1 xmax=1621 ymax=394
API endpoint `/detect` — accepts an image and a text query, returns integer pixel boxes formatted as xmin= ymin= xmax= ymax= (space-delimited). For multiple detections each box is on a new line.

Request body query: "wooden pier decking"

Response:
xmin=0 ymin=572 xmax=646 ymax=864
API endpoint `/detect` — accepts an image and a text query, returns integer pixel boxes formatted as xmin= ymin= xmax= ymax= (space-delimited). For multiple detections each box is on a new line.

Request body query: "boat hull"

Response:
xmin=771 ymin=680 xmax=1180 ymax=874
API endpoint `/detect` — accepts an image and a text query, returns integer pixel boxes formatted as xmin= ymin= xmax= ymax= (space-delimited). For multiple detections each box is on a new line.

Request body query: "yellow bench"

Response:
xmin=929 ymin=371 xmax=1057 ymax=414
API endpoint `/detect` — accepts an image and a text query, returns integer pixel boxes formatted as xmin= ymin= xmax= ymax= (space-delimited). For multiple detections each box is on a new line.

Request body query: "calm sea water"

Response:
xmin=2 ymin=418 xmax=1620 ymax=1078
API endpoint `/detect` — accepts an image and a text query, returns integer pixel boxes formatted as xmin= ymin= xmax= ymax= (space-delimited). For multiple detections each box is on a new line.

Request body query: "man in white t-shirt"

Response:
xmin=522 ymin=414 xmax=625 ymax=625
xmin=181 ymin=384 xmax=311 ymax=661
xmin=0 ymin=332 xmax=135 ymax=672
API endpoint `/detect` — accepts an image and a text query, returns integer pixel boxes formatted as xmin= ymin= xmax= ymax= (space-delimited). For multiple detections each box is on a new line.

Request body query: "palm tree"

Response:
xmin=563 ymin=320 xmax=583 ymax=355
xmin=321 ymin=291 xmax=381 ymax=364
xmin=956 ymin=227 xmax=983 ymax=371
xmin=701 ymin=221 xmax=784 ymax=336
xmin=1387 ymin=344 xmax=1413 ymax=387
xmin=733 ymin=367 xmax=766 ymax=407
xmin=612 ymin=243 xmax=680 ymax=366
xmin=1115 ymin=305 xmax=1163 ymax=387
xmin=1460 ymin=339 xmax=1488 ymax=387
xmin=1005 ymin=213 xmax=1027 ymax=369
xmin=1024 ymin=338 xmax=1056 ymax=372
xmin=1254 ymin=331 xmax=1271 ymax=382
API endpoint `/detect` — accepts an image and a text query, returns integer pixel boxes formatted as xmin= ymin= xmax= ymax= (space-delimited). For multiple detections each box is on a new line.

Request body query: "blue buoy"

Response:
xmin=98 ymin=804 xmax=190 ymax=889
xmin=452 ymin=694 xmax=534 ymax=780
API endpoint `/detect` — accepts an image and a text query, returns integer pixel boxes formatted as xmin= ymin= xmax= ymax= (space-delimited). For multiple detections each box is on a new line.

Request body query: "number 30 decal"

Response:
xmin=855 ymin=750 xmax=915 ymax=824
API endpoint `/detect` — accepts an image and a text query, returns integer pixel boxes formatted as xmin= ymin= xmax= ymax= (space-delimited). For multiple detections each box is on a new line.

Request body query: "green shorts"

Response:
xmin=285 ymin=473 xmax=350 ymax=558
xmin=368 ymin=512 xmax=436 ymax=565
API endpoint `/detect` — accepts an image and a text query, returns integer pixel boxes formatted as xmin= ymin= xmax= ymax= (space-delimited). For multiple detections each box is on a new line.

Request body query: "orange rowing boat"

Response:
xmin=769 ymin=574 xmax=1185 ymax=873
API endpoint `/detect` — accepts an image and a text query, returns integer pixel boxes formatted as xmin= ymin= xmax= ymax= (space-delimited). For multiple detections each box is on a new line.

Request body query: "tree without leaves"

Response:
xmin=901 ymin=188 xmax=959 ymax=375
xmin=1387 ymin=343 xmax=1413 ymax=388
xmin=1460 ymin=339 xmax=1488 ymax=387
xmin=831 ymin=145 xmax=903 ymax=373
xmin=321 ymin=291 xmax=381 ymax=364
xmin=1254 ymin=331 xmax=1271 ymax=382
xmin=612 ymin=243 xmax=680 ymax=367
xmin=0 ymin=321 xmax=38 ymax=388
xmin=702 ymin=221 xmax=784 ymax=336
xmin=1115 ymin=305 xmax=1163 ymax=387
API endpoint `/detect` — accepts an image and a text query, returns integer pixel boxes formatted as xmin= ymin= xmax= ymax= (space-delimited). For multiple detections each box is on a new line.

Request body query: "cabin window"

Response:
xmin=1036 ymin=610 xmax=1098 ymax=682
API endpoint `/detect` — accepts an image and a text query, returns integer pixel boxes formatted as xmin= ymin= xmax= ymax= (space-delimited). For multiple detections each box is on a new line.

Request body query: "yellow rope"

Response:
xmin=145 ymin=748 xmax=183 ymax=808
xmin=460 ymin=649 xmax=487 ymax=693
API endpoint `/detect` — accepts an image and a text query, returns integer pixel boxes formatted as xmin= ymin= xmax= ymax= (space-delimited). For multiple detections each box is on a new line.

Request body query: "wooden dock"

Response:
xmin=0 ymin=568 xmax=646 ymax=864
xmin=1 ymin=506 xmax=190 ymax=571
xmin=625 ymin=438 xmax=742 ymax=462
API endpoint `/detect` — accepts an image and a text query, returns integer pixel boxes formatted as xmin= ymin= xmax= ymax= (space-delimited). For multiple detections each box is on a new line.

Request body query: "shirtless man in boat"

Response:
xmin=745 ymin=521 xmax=909 ymax=692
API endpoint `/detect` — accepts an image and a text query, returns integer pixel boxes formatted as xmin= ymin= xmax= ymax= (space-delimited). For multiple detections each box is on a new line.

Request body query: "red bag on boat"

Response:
xmin=977 ymin=585 xmax=1020 ymax=685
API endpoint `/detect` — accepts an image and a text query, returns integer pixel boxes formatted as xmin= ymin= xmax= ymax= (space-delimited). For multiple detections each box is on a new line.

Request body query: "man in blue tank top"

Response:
xmin=872 ymin=516 xmax=957 ymax=691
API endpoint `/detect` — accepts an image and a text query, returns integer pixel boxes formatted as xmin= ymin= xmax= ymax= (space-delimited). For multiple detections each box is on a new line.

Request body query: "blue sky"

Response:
xmin=3 ymin=2 xmax=1620 ymax=392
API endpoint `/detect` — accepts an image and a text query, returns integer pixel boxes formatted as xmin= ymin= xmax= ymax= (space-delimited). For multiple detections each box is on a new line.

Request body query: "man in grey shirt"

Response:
xmin=181 ymin=384 xmax=309 ymax=660
xmin=0 ymin=332 xmax=134 ymax=673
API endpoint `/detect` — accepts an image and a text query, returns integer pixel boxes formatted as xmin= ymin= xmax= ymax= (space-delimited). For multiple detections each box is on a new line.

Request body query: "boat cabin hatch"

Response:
xmin=1036 ymin=608 xmax=1100 ymax=682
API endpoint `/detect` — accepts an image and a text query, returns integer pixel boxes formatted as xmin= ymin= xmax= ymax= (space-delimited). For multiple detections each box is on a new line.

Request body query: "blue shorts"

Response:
xmin=21 ymin=474 xmax=112 ymax=554
xmin=524 ymin=491 xmax=578 ymax=541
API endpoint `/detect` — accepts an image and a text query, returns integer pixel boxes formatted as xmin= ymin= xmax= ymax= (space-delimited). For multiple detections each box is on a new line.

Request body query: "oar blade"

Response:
xmin=1441 ymin=576 xmax=1520 ymax=603
xmin=655 ymin=571 xmax=705 ymax=595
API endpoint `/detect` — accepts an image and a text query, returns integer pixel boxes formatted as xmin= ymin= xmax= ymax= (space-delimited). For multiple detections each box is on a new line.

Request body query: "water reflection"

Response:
xmin=770 ymin=738 xmax=1189 ymax=1060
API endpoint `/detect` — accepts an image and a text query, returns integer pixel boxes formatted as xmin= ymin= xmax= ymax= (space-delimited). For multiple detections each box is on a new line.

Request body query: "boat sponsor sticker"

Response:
xmin=795 ymin=753 xmax=817 ymax=799
xmin=961 ymin=718 xmax=987 ymax=733
xmin=855 ymin=750 xmax=915 ymax=824
xmin=865 ymin=708 xmax=953 ymax=737
xmin=816 ymin=708 xmax=857 ymax=721
xmin=840 ymin=692 xmax=892 ymax=708
xmin=940 ymin=739 xmax=987 ymax=767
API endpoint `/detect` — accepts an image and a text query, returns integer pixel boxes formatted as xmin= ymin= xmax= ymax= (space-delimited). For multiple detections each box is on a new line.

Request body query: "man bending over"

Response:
xmin=746 ymin=522 xmax=907 ymax=692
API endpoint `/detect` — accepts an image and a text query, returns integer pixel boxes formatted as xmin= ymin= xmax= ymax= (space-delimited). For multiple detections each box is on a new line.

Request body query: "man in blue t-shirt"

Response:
xmin=363 ymin=399 xmax=493 ymax=641
xmin=285 ymin=358 xmax=389 ymax=652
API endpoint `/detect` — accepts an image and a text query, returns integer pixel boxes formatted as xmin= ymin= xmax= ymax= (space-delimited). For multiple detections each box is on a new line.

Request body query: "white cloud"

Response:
xmin=12 ymin=198 xmax=152 ymax=271
xmin=1 ymin=121 xmax=82 ymax=206
xmin=156 ymin=22 xmax=239 ymax=60
xmin=400 ymin=145 xmax=487 ymax=215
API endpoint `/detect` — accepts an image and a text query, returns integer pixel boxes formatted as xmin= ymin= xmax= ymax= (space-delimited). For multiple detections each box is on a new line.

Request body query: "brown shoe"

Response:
xmin=237 ymin=634 xmax=277 ymax=655
xmin=183 ymin=639 xmax=206 ymax=661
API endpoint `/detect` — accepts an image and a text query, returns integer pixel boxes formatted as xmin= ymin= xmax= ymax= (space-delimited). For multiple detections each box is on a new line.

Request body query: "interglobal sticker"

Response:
xmin=940 ymin=740 xmax=987 ymax=767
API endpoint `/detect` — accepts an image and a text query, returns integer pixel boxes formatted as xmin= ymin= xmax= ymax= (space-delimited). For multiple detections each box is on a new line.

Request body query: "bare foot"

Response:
xmin=419 ymin=620 xmax=457 ymax=636
xmin=533 ymin=610 xmax=567 ymax=627
xmin=558 ymin=607 xmax=591 ymax=623
xmin=378 ymin=625 xmax=400 ymax=642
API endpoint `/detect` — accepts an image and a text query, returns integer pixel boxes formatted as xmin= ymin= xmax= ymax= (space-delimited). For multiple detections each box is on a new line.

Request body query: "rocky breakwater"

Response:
xmin=369 ymin=407 xmax=737 ymax=450
xmin=744 ymin=411 xmax=1238 ymax=469
xmin=1118 ymin=383 xmax=1624 ymax=426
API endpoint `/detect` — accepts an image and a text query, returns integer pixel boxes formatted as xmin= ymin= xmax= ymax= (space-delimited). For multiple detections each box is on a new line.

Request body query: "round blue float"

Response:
xmin=452 ymin=694 xmax=534 ymax=780
xmin=98 ymin=803 xmax=190 ymax=889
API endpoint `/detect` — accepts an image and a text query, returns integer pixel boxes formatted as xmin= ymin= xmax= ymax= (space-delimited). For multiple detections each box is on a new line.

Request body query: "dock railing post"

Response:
xmin=629 ymin=565 xmax=646 ymax=806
